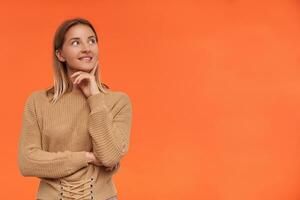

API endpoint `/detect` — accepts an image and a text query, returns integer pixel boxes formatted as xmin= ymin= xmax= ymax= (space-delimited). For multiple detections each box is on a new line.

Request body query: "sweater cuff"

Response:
xmin=87 ymin=93 xmax=107 ymax=113
xmin=69 ymin=151 xmax=89 ymax=170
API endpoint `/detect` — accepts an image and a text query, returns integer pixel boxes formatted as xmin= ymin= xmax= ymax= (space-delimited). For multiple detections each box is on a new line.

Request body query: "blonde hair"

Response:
xmin=46 ymin=17 xmax=109 ymax=104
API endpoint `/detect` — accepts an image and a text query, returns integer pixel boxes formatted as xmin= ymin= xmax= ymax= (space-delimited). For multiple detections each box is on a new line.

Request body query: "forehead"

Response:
xmin=65 ymin=24 xmax=95 ymax=39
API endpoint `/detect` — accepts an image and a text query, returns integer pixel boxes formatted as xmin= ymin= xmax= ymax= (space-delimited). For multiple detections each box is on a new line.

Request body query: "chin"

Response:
xmin=71 ymin=64 xmax=94 ymax=72
xmin=79 ymin=67 xmax=92 ymax=72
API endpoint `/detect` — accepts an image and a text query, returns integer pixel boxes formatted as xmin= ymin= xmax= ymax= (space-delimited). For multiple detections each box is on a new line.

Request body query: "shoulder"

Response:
xmin=24 ymin=89 xmax=52 ymax=107
xmin=107 ymin=90 xmax=131 ymax=105
xmin=103 ymin=90 xmax=132 ymax=114
xmin=107 ymin=91 xmax=132 ymax=118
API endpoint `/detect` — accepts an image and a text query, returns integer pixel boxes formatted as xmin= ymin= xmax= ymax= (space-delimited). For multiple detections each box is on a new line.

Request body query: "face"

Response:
xmin=56 ymin=24 xmax=99 ymax=73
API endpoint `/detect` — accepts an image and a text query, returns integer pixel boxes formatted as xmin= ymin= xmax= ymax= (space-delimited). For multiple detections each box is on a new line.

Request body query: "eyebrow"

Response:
xmin=68 ymin=35 xmax=96 ymax=42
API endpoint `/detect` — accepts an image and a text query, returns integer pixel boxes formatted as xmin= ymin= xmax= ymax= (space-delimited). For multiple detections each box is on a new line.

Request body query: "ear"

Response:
xmin=55 ymin=49 xmax=66 ymax=62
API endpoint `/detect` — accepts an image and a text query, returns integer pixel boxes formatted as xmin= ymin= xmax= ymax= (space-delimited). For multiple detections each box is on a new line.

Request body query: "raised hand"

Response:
xmin=70 ymin=60 xmax=100 ymax=98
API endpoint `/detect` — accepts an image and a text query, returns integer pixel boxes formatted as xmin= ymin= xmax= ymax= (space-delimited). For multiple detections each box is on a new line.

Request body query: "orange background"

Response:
xmin=1 ymin=0 xmax=300 ymax=199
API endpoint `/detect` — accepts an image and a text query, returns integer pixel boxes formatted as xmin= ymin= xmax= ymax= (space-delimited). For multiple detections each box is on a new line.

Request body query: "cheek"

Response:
xmin=92 ymin=45 xmax=99 ymax=53
xmin=64 ymin=48 xmax=80 ymax=62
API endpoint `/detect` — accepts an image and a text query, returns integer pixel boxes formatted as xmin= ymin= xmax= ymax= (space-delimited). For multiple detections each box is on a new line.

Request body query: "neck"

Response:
xmin=66 ymin=67 xmax=82 ymax=93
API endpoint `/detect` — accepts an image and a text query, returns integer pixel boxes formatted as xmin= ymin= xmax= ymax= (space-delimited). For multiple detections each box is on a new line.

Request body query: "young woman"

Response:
xmin=17 ymin=18 xmax=132 ymax=200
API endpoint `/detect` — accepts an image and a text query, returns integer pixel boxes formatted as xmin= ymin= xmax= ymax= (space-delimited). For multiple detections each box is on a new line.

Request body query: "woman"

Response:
xmin=17 ymin=18 xmax=132 ymax=200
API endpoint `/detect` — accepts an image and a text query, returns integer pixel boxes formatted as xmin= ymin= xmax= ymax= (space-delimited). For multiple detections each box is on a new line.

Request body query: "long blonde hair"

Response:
xmin=46 ymin=17 xmax=109 ymax=104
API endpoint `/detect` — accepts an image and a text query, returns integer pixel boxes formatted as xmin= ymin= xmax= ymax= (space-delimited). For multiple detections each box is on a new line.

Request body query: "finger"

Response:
xmin=90 ymin=63 xmax=98 ymax=75
xmin=70 ymin=71 xmax=82 ymax=78
xmin=73 ymin=75 xmax=80 ymax=84
xmin=75 ymin=76 xmax=86 ymax=85
xmin=109 ymin=166 xmax=115 ymax=170
xmin=90 ymin=60 xmax=99 ymax=75
xmin=73 ymin=74 xmax=85 ymax=84
xmin=94 ymin=60 xmax=99 ymax=69
xmin=105 ymin=167 xmax=113 ymax=171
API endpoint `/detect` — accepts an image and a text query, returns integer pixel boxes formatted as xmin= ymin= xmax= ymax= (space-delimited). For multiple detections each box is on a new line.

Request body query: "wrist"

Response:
xmin=85 ymin=152 xmax=93 ymax=164
xmin=90 ymin=90 xmax=100 ymax=97
xmin=90 ymin=82 xmax=100 ymax=96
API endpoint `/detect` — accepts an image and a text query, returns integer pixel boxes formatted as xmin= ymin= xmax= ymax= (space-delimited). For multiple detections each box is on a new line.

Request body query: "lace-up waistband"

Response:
xmin=59 ymin=177 xmax=94 ymax=200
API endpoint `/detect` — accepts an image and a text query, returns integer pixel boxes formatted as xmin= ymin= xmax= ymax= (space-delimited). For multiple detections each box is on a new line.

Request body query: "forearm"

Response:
xmin=18 ymin=93 xmax=89 ymax=179
xmin=18 ymin=146 xmax=88 ymax=179
xmin=87 ymin=92 xmax=132 ymax=167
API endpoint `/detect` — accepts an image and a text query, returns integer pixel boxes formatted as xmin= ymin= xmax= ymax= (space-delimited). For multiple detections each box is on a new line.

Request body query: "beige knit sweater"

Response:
xmin=17 ymin=88 xmax=132 ymax=200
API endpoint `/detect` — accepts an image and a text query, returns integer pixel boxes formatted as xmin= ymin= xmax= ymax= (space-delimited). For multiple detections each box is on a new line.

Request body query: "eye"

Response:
xmin=71 ymin=40 xmax=79 ymax=46
xmin=89 ymin=38 xmax=97 ymax=44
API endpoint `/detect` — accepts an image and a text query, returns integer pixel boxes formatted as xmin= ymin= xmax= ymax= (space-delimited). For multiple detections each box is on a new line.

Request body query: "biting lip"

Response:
xmin=78 ymin=56 xmax=93 ymax=61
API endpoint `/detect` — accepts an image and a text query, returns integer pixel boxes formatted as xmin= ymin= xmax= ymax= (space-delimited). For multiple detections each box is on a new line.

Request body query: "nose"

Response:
xmin=80 ymin=42 xmax=91 ymax=52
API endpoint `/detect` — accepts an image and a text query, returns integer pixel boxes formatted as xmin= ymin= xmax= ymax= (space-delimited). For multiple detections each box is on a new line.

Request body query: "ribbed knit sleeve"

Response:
xmin=17 ymin=93 xmax=89 ymax=179
xmin=87 ymin=92 xmax=132 ymax=167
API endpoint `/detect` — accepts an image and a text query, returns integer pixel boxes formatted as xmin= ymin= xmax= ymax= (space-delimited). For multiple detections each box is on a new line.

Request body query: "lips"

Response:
xmin=78 ymin=56 xmax=93 ymax=62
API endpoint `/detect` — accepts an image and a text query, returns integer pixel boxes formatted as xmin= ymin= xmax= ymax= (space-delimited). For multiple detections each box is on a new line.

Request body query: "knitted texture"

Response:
xmin=17 ymin=88 xmax=132 ymax=200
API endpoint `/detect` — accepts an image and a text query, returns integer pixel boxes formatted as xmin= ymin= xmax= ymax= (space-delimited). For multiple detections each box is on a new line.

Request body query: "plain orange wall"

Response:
xmin=1 ymin=0 xmax=300 ymax=199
